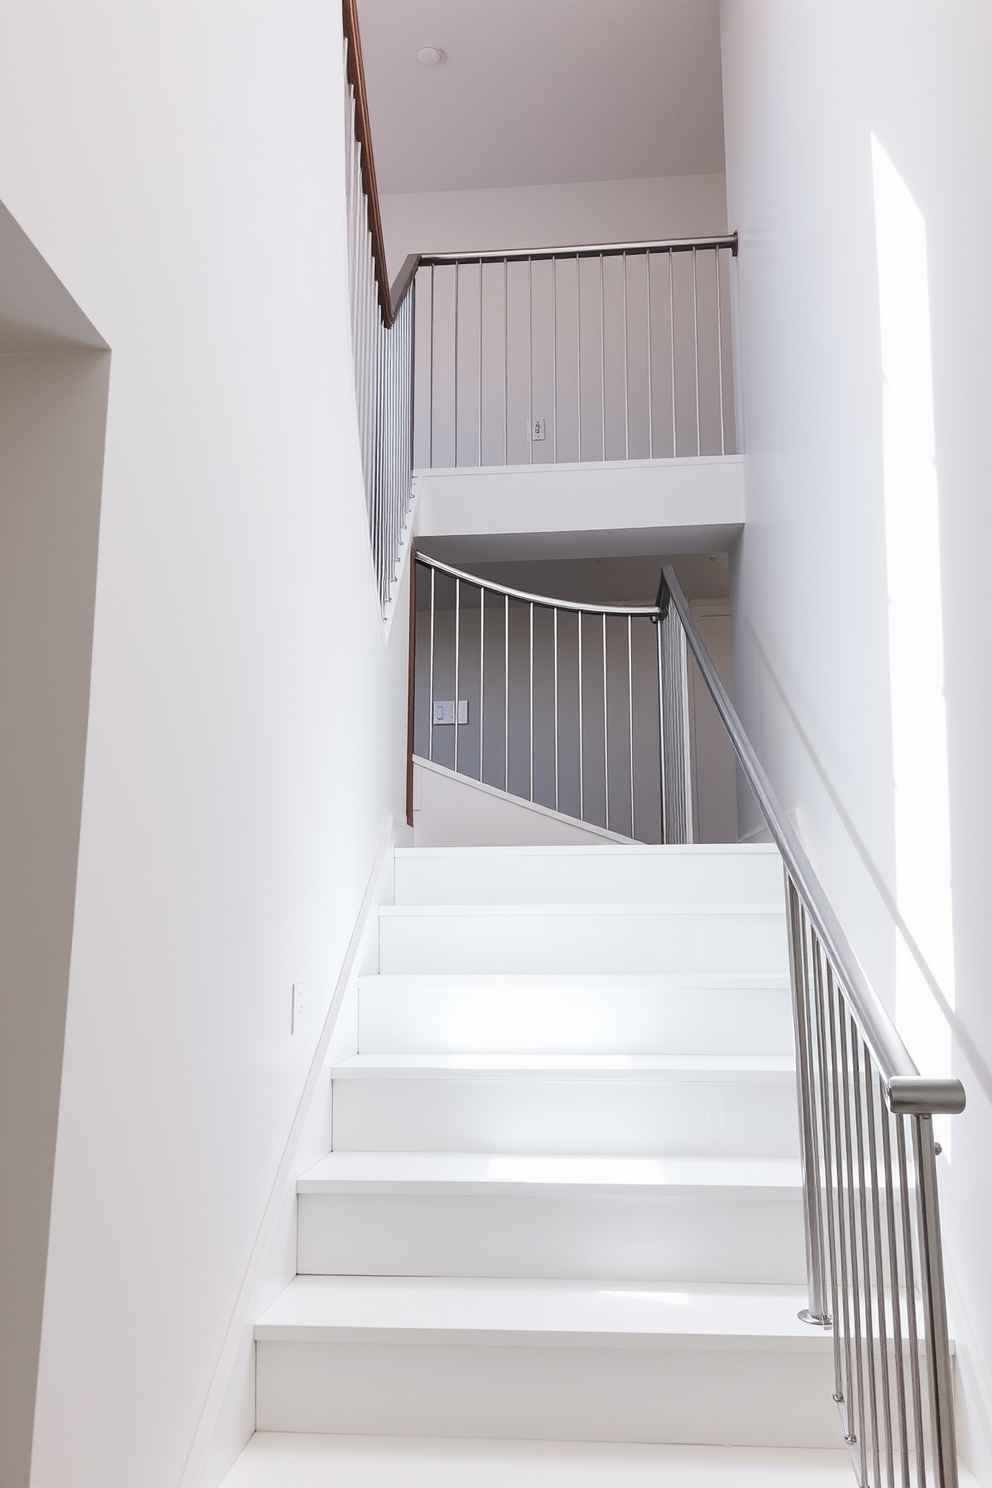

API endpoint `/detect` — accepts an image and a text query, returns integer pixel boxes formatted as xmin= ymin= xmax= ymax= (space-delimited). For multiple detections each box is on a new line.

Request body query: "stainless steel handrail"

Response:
xmin=661 ymin=563 xmax=960 ymax=1488
xmin=409 ymin=551 xmax=962 ymax=1484
xmin=660 ymin=564 xmax=964 ymax=1118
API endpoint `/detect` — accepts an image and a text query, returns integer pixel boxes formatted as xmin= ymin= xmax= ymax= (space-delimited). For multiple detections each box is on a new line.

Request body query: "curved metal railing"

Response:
xmin=410 ymin=551 xmax=694 ymax=844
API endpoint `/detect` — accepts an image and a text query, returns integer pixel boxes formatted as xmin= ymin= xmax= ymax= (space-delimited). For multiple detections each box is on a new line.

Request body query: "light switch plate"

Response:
xmin=291 ymin=981 xmax=306 ymax=1034
xmin=433 ymin=700 xmax=469 ymax=724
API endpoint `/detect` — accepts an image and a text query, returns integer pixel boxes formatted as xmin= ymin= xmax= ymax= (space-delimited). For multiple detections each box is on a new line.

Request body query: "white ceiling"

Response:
xmin=357 ymin=0 xmax=726 ymax=196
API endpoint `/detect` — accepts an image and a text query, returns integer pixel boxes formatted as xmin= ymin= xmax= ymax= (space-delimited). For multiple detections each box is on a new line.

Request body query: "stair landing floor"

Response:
xmin=220 ymin=1433 xmax=861 ymax=1486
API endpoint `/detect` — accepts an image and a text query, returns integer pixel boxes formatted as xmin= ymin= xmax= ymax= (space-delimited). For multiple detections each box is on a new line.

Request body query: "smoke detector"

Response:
xmin=415 ymin=44 xmax=447 ymax=66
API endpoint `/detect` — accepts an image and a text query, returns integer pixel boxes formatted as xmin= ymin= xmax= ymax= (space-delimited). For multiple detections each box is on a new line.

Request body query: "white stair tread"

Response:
xmin=255 ymin=1275 xmax=829 ymax=1350
xmin=220 ymin=1432 xmax=860 ymax=1486
xmin=360 ymin=971 xmax=791 ymax=991
xmin=380 ymin=901 xmax=786 ymax=918
xmin=331 ymin=1053 xmax=795 ymax=1079
xmin=396 ymin=845 xmax=783 ymax=858
xmin=298 ymin=1151 xmax=802 ymax=1195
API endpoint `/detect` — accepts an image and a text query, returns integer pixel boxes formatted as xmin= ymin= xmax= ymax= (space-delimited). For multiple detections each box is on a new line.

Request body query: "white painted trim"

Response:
xmin=415 ymin=456 xmax=745 ymax=563
xmin=416 ymin=454 xmax=744 ymax=479
xmin=377 ymin=483 xmax=421 ymax=646
xmin=413 ymin=755 xmax=634 ymax=845
xmin=179 ymin=816 xmax=396 ymax=1488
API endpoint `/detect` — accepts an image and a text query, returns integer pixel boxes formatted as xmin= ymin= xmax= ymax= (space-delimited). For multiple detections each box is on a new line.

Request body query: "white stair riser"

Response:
xmin=331 ymin=1077 xmax=800 ymax=1157
xmin=358 ymin=982 xmax=793 ymax=1055
xmin=378 ymin=908 xmax=789 ymax=976
xmin=255 ymin=1339 xmax=838 ymax=1447
xmin=297 ymin=1192 xmax=806 ymax=1285
xmin=395 ymin=848 xmax=786 ymax=907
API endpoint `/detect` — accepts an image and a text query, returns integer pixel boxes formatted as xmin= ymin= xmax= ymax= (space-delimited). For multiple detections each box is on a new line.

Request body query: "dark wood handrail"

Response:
xmin=342 ymin=2 xmax=737 ymax=326
xmin=419 ymin=234 xmax=738 ymax=265
xmin=342 ymin=0 xmax=421 ymax=328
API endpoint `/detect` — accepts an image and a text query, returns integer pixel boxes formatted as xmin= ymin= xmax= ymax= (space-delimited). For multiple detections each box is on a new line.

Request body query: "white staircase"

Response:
xmin=225 ymin=843 xmax=856 ymax=1485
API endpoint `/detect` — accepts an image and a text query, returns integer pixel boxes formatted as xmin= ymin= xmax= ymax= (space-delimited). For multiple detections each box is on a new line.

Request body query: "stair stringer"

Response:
xmin=411 ymin=755 xmax=633 ymax=848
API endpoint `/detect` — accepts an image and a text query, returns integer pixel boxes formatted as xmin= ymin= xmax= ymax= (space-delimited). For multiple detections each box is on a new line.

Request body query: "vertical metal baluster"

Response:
xmin=552 ymin=258 xmax=558 ymax=462
xmin=429 ymin=264 xmax=435 ymax=467
xmin=578 ymin=611 xmax=584 ymax=822
xmin=646 ymin=251 xmax=654 ymax=459
xmin=787 ymin=886 xmax=829 ymax=1326
xmin=602 ymin=613 xmax=609 ymax=830
xmin=553 ymin=607 xmax=560 ymax=812
xmin=428 ymin=566 xmax=436 ymax=762
xmin=478 ymin=259 xmax=484 ymax=466
xmin=864 ymin=1055 xmax=897 ymax=1488
xmin=453 ymin=261 xmax=460 ymax=466
xmin=880 ymin=1096 xmax=912 ymax=1487
xmin=454 ymin=578 xmax=461 ymax=774
xmin=600 ymin=253 xmax=606 ymax=460
xmin=669 ymin=248 xmax=678 ymax=458
xmin=576 ymin=254 xmax=582 ymax=461
xmin=826 ymin=966 xmax=857 ymax=1435
xmin=715 ymin=247 xmax=726 ymax=457
xmin=656 ymin=613 xmax=665 ymax=844
xmin=852 ymin=1029 xmax=883 ymax=1487
xmin=528 ymin=257 xmax=534 ymax=466
xmin=622 ymin=252 xmax=630 ymax=459
xmin=914 ymin=1119 xmax=958 ymax=1488
xmin=504 ymin=593 xmax=510 ymax=792
xmin=528 ymin=601 xmax=535 ymax=801
xmin=503 ymin=258 xmax=509 ymax=466
xmin=692 ymin=245 xmax=701 ymax=456
xmin=627 ymin=614 xmax=635 ymax=837
xmin=479 ymin=586 xmax=485 ymax=784
xmin=810 ymin=949 xmax=843 ymax=1385
xmin=896 ymin=1118 xmax=927 ymax=1488
xmin=839 ymin=1006 xmax=869 ymax=1483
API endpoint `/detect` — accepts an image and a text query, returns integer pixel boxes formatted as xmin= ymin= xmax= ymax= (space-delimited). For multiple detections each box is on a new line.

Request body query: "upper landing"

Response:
xmin=415 ymin=453 xmax=743 ymax=563
xmin=409 ymin=239 xmax=741 ymax=563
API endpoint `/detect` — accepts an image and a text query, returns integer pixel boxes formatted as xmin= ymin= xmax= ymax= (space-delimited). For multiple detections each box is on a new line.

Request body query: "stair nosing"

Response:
xmin=254 ymin=1275 xmax=831 ymax=1352
xmin=330 ymin=1053 xmax=795 ymax=1081
xmin=297 ymin=1152 xmax=803 ymax=1198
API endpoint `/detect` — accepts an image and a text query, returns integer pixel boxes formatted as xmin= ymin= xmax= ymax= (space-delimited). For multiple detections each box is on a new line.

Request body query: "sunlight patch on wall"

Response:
xmin=872 ymin=136 xmax=954 ymax=1136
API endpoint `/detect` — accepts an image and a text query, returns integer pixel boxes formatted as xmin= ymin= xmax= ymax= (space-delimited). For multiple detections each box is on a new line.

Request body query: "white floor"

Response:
xmin=220 ymin=1432 xmax=859 ymax=1486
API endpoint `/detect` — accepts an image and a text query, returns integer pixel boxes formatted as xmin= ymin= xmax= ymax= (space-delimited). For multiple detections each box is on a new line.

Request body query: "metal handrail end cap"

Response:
xmin=885 ymin=1075 xmax=966 ymax=1116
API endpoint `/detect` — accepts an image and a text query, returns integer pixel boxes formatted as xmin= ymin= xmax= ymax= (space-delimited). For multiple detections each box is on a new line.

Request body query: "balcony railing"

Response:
xmin=412 ymin=237 xmax=739 ymax=470
xmin=342 ymin=1 xmax=415 ymax=615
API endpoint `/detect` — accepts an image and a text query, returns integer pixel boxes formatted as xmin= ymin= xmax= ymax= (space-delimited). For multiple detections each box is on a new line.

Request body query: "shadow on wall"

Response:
xmin=0 ymin=199 xmax=110 ymax=1488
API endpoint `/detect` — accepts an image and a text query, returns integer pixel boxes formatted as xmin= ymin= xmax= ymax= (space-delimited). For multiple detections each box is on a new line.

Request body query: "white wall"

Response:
xmin=381 ymin=173 xmax=729 ymax=282
xmin=0 ymin=6 xmax=410 ymax=1487
xmin=721 ymin=1 xmax=992 ymax=1476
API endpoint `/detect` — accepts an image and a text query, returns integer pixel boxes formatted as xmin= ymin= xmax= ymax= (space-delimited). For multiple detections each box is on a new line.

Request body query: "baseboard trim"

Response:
xmin=178 ymin=815 xmax=395 ymax=1488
